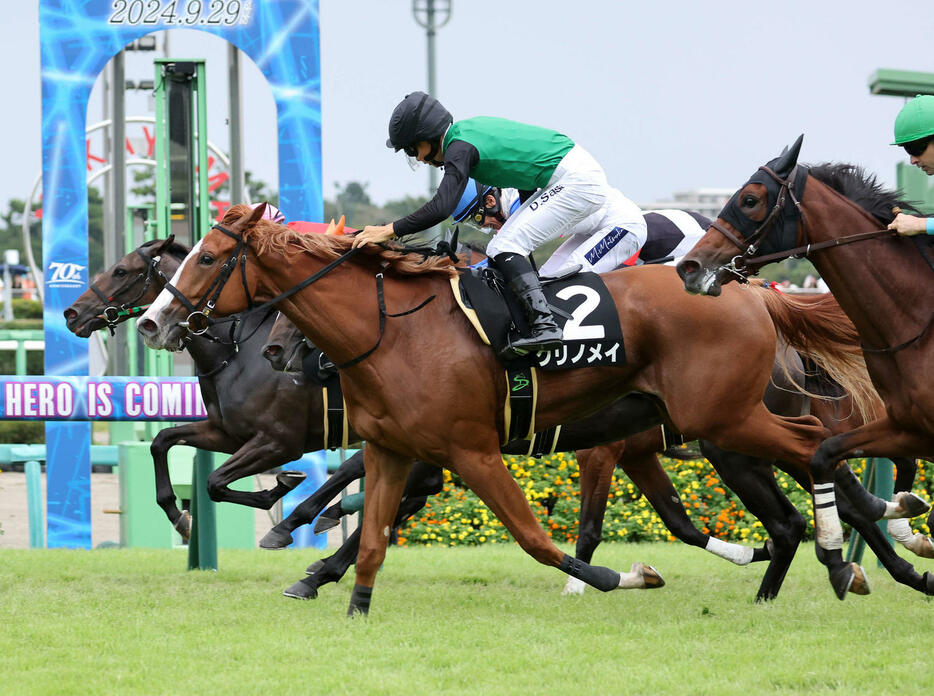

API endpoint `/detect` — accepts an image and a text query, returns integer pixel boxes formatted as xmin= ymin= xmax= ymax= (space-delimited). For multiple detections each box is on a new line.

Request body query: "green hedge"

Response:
xmin=398 ymin=453 xmax=933 ymax=547
xmin=0 ymin=421 xmax=45 ymax=444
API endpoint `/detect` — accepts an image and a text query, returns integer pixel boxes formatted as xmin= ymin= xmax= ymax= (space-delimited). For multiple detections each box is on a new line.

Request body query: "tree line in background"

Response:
xmin=0 ymin=179 xmax=819 ymax=294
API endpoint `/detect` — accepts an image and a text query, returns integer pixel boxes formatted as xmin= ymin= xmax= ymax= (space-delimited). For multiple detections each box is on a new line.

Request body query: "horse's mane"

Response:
xmin=808 ymin=163 xmax=919 ymax=224
xmin=222 ymin=204 xmax=457 ymax=278
xmin=141 ymin=237 xmax=190 ymax=262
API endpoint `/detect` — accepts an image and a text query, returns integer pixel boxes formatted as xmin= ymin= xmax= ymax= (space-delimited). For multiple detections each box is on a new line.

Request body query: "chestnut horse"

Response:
xmin=264 ymin=313 xmax=931 ymax=602
xmin=677 ymin=136 xmax=934 ymax=594
xmin=137 ymin=203 xmax=889 ymax=614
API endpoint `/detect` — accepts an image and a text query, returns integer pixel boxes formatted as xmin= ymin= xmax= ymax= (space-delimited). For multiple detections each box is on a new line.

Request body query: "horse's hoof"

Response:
xmin=561 ymin=576 xmax=586 ymax=596
xmin=635 ymin=562 xmax=665 ymax=589
xmin=282 ymin=578 xmax=318 ymax=600
xmin=173 ymin=510 xmax=192 ymax=541
xmin=276 ymin=470 xmax=307 ymax=491
xmin=894 ymin=491 xmax=931 ymax=518
xmin=830 ymin=562 xmax=869 ymax=599
xmin=306 ymin=559 xmax=325 ymax=575
xmin=313 ymin=515 xmax=340 ymax=534
xmin=923 ymin=571 xmax=934 ymax=596
xmin=906 ymin=534 xmax=934 ymax=559
xmin=258 ymin=527 xmax=293 ymax=549
xmin=847 ymin=564 xmax=870 ymax=595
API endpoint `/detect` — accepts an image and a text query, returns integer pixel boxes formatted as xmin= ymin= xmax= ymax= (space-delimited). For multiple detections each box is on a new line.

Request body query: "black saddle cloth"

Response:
xmin=455 ymin=266 xmax=625 ymax=370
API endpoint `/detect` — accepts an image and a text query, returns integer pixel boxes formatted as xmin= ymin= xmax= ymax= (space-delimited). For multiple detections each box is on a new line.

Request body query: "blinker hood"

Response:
xmin=718 ymin=135 xmax=809 ymax=256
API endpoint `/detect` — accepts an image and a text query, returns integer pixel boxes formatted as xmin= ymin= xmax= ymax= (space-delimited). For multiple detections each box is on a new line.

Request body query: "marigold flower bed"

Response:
xmin=398 ymin=452 xmax=932 ymax=547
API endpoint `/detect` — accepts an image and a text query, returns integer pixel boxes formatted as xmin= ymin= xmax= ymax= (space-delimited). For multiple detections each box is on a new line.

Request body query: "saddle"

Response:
xmin=451 ymin=265 xmax=625 ymax=370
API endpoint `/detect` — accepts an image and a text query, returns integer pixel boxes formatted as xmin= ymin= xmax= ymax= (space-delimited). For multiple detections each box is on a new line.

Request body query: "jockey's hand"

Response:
xmin=887 ymin=213 xmax=927 ymax=236
xmin=352 ymin=224 xmax=396 ymax=248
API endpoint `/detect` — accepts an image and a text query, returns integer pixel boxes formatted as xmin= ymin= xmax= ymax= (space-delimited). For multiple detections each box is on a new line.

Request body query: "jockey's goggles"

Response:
xmin=903 ymin=138 xmax=933 ymax=157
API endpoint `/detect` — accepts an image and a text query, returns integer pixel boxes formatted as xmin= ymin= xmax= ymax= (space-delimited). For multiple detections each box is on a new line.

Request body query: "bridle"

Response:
xmin=90 ymin=248 xmax=163 ymax=335
xmin=709 ymin=167 xmax=932 ymax=354
xmin=708 ymin=164 xmax=809 ymax=282
xmin=163 ymin=223 xmax=437 ymax=369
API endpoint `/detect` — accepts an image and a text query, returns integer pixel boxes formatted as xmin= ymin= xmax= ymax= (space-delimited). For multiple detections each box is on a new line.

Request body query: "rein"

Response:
xmin=166 ymin=223 xmax=437 ymax=369
xmin=91 ymin=242 xmax=262 ymax=376
xmin=712 ymin=170 xmax=934 ymax=354
xmin=90 ymin=248 xmax=162 ymax=335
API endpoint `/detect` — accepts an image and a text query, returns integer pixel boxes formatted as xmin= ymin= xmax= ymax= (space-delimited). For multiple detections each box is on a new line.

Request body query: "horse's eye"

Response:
xmin=199 ymin=254 xmax=215 ymax=266
xmin=113 ymin=267 xmax=127 ymax=278
xmin=741 ymin=195 xmax=758 ymax=208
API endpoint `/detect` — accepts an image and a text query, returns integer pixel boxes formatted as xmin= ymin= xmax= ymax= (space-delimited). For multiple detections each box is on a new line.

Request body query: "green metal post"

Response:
xmin=187 ymin=449 xmax=218 ymax=570
xmin=25 ymin=460 xmax=44 ymax=548
xmin=15 ymin=341 xmax=26 ymax=376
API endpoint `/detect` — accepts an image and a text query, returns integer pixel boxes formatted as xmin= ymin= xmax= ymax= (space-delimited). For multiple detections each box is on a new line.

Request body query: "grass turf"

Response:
xmin=1 ymin=542 xmax=932 ymax=695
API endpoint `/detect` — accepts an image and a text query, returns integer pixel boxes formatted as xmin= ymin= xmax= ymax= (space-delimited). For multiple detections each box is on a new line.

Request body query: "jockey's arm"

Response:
xmin=391 ymin=140 xmax=479 ymax=238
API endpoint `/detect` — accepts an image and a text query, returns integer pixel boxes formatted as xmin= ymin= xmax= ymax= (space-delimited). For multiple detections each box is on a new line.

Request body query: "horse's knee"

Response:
xmin=205 ymin=470 xmax=228 ymax=502
xmin=356 ymin=540 xmax=387 ymax=575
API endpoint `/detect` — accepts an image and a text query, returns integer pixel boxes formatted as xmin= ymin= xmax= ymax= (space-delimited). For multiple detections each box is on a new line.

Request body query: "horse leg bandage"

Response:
xmin=559 ymin=554 xmax=621 ymax=592
xmin=347 ymin=584 xmax=372 ymax=617
xmin=813 ymin=482 xmax=843 ymax=550
xmin=705 ymin=536 xmax=754 ymax=565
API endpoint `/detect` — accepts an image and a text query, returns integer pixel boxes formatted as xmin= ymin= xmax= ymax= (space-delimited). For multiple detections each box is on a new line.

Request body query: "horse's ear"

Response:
xmin=325 ymin=218 xmax=337 ymax=235
xmin=248 ymin=202 xmax=268 ymax=226
xmin=153 ymin=234 xmax=176 ymax=255
xmin=335 ymin=215 xmax=346 ymax=235
xmin=773 ymin=134 xmax=804 ymax=177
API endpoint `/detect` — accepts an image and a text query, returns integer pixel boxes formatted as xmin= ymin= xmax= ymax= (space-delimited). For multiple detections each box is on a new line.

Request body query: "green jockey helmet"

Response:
xmin=892 ymin=94 xmax=934 ymax=145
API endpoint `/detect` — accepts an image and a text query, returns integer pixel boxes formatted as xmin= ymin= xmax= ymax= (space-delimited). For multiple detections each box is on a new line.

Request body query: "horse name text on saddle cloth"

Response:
xmin=454 ymin=269 xmax=625 ymax=370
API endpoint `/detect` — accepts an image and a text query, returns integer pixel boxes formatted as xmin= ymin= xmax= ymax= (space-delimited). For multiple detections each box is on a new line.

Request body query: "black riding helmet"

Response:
xmin=386 ymin=91 xmax=453 ymax=157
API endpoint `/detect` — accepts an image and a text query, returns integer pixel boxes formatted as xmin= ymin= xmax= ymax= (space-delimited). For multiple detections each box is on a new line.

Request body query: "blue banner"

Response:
xmin=0 ymin=376 xmax=207 ymax=421
xmin=38 ymin=0 xmax=321 ymax=547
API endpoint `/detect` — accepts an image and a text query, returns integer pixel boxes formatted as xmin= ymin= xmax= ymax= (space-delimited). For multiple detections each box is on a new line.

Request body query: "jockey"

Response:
xmin=451 ymin=179 xmax=647 ymax=276
xmin=353 ymin=91 xmax=622 ymax=355
xmin=887 ymin=94 xmax=934 ymax=237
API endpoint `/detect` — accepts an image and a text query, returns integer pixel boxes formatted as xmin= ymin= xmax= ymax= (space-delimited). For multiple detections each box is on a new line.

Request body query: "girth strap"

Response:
xmin=502 ymin=365 xmax=537 ymax=446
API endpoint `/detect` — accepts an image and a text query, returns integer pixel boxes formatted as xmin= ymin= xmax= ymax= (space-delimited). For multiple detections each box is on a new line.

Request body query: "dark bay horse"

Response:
xmin=137 ymin=203 xmax=894 ymax=614
xmin=677 ymin=137 xmax=934 ymax=595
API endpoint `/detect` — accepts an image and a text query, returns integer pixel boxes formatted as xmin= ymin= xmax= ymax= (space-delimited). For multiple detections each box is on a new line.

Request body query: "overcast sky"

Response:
xmin=3 ymin=0 xmax=932 ymax=213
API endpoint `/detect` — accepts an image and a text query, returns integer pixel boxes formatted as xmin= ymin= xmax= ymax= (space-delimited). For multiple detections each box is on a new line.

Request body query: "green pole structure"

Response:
xmin=155 ymin=58 xmax=218 ymax=570
xmin=25 ymin=460 xmax=44 ymax=548
xmin=187 ymin=450 xmax=218 ymax=570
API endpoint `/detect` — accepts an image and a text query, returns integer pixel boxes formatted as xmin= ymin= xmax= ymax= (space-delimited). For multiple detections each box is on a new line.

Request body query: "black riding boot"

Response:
xmin=494 ymin=253 xmax=563 ymax=354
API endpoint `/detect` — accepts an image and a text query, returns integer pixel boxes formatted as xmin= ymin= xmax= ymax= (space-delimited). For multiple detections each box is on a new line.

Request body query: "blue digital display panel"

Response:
xmin=37 ymin=0 xmax=321 ymax=547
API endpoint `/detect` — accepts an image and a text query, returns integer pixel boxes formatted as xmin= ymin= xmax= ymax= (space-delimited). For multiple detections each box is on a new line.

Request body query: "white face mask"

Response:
xmin=404 ymin=153 xmax=422 ymax=171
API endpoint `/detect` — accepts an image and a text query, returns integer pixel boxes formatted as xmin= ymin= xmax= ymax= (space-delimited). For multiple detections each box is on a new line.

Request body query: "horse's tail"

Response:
xmin=752 ymin=282 xmax=877 ymax=423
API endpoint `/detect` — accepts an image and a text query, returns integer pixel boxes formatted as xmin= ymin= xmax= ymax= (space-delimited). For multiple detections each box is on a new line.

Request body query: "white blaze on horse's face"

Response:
xmin=138 ymin=239 xmax=203 ymax=348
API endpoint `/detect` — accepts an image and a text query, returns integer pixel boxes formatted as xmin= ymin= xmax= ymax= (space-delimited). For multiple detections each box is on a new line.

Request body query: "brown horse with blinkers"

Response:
xmin=677 ymin=136 xmax=934 ymax=597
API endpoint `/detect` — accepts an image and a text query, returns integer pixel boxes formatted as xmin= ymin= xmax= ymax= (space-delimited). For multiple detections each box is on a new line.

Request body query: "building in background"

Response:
xmin=639 ymin=188 xmax=733 ymax=218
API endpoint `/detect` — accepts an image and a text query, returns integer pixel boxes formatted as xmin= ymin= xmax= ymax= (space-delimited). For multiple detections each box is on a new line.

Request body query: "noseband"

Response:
xmin=90 ymin=248 xmax=165 ymax=335
xmin=162 ymin=223 xmax=256 ymax=336
xmin=707 ymin=164 xmax=808 ymax=282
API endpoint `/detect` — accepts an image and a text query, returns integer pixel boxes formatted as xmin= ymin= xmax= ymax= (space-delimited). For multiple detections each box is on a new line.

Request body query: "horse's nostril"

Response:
xmin=676 ymin=259 xmax=699 ymax=280
xmin=138 ymin=318 xmax=157 ymax=336
xmin=63 ymin=308 xmax=78 ymax=320
xmin=263 ymin=345 xmax=282 ymax=359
